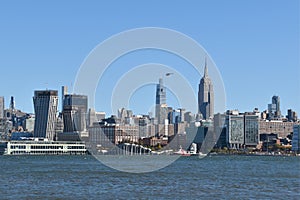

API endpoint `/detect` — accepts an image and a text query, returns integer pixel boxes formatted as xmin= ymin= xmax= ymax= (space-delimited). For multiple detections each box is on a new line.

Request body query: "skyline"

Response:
xmin=0 ymin=67 xmax=295 ymax=119
xmin=0 ymin=0 xmax=299 ymax=115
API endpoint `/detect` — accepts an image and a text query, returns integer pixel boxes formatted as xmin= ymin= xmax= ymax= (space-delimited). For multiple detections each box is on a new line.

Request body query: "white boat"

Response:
xmin=198 ymin=152 xmax=207 ymax=158
xmin=174 ymin=146 xmax=191 ymax=156
xmin=189 ymin=143 xmax=197 ymax=156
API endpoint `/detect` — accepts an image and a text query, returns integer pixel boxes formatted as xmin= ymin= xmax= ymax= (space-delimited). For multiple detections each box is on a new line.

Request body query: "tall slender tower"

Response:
xmin=156 ymin=78 xmax=166 ymax=104
xmin=33 ymin=90 xmax=58 ymax=140
xmin=10 ymin=96 xmax=15 ymax=111
xmin=198 ymin=59 xmax=214 ymax=120
xmin=155 ymin=78 xmax=168 ymax=124
xmin=0 ymin=96 xmax=4 ymax=119
xmin=61 ymin=86 xmax=68 ymax=112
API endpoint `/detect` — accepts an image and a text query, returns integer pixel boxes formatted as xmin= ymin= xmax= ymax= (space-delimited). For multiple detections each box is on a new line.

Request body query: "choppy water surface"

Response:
xmin=0 ymin=155 xmax=299 ymax=199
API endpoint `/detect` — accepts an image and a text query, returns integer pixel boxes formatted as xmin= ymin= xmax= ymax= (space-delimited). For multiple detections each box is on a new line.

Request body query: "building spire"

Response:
xmin=204 ymin=57 xmax=208 ymax=77
xmin=198 ymin=56 xmax=214 ymax=120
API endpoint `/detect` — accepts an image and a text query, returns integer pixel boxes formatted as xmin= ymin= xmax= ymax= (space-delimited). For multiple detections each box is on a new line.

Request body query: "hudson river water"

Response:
xmin=0 ymin=155 xmax=299 ymax=199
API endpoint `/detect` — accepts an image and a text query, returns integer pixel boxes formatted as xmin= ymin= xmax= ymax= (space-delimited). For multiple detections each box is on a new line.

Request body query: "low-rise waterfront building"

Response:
xmin=259 ymin=120 xmax=294 ymax=138
xmin=88 ymin=122 xmax=139 ymax=150
xmin=6 ymin=139 xmax=87 ymax=155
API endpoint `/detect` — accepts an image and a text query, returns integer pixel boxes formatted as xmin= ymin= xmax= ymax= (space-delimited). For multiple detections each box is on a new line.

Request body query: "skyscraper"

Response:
xmin=10 ymin=96 xmax=15 ymax=111
xmin=272 ymin=95 xmax=281 ymax=118
xmin=0 ymin=96 xmax=4 ymax=119
xmin=61 ymin=86 xmax=68 ymax=111
xmin=88 ymin=108 xmax=96 ymax=127
xmin=267 ymin=95 xmax=281 ymax=119
xmin=33 ymin=90 xmax=58 ymax=140
xmin=156 ymin=78 xmax=166 ymax=105
xmin=198 ymin=60 xmax=214 ymax=120
xmin=287 ymin=109 xmax=298 ymax=122
xmin=155 ymin=78 xmax=168 ymax=124
xmin=62 ymin=94 xmax=88 ymax=133
xmin=118 ymin=107 xmax=133 ymax=122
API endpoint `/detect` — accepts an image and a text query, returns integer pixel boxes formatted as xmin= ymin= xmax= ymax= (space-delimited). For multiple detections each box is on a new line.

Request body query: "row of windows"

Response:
xmin=10 ymin=145 xmax=85 ymax=150
xmin=10 ymin=150 xmax=86 ymax=155
xmin=260 ymin=123 xmax=293 ymax=128
xmin=30 ymin=146 xmax=63 ymax=149
xmin=67 ymin=146 xmax=85 ymax=149
xmin=10 ymin=145 xmax=26 ymax=149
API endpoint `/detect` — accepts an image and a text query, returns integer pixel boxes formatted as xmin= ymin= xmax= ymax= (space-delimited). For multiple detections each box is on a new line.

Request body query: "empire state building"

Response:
xmin=198 ymin=60 xmax=214 ymax=120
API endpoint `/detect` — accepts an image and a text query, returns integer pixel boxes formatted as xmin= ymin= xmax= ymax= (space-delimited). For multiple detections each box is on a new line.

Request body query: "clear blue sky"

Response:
xmin=0 ymin=0 xmax=299 ymax=116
